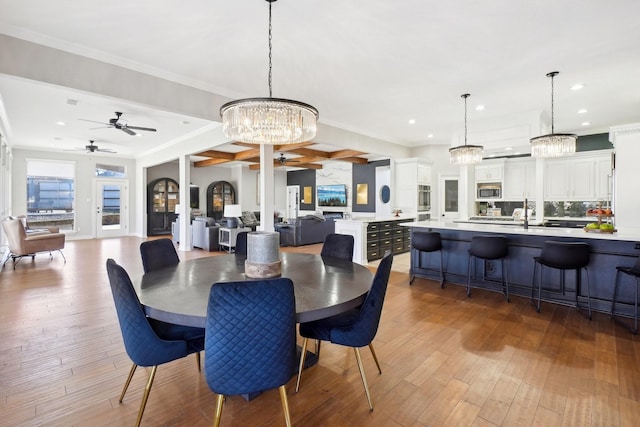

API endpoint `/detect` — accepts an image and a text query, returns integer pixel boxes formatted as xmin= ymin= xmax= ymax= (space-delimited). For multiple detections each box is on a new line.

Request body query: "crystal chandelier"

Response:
xmin=449 ymin=94 xmax=483 ymax=165
xmin=530 ymin=71 xmax=576 ymax=158
xmin=220 ymin=0 xmax=318 ymax=145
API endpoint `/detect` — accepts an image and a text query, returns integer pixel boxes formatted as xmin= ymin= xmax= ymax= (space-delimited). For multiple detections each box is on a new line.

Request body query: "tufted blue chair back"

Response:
xmin=234 ymin=231 xmax=248 ymax=256
xmin=330 ymin=251 xmax=393 ymax=348
xmin=106 ymin=259 xmax=188 ymax=366
xmin=321 ymin=233 xmax=355 ymax=261
xmin=205 ymin=278 xmax=296 ymax=396
xmin=140 ymin=238 xmax=179 ymax=273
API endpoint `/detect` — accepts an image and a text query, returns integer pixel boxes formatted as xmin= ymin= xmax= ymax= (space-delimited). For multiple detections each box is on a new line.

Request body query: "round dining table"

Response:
xmin=133 ymin=252 xmax=374 ymax=328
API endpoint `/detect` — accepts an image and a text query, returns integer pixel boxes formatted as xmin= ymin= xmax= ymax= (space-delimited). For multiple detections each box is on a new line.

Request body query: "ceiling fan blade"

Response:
xmin=79 ymin=118 xmax=111 ymax=125
xmin=120 ymin=127 xmax=137 ymax=136
xmin=126 ymin=125 xmax=157 ymax=132
xmin=96 ymin=148 xmax=117 ymax=153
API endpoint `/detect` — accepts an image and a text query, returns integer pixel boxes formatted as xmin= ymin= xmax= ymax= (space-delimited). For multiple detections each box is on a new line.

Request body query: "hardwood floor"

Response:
xmin=1 ymin=237 xmax=640 ymax=426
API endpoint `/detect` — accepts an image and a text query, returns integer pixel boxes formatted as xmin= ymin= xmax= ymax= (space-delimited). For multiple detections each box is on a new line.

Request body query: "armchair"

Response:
xmin=192 ymin=217 xmax=220 ymax=251
xmin=1 ymin=217 xmax=66 ymax=269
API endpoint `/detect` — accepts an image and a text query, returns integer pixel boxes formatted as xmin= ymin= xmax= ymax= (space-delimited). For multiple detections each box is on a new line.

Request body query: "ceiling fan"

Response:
xmin=80 ymin=111 xmax=157 ymax=136
xmin=277 ymin=153 xmax=300 ymax=166
xmin=65 ymin=140 xmax=116 ymax=153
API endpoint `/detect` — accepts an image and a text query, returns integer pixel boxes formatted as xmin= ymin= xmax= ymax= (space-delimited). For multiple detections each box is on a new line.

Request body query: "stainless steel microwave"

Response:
xmin=477 ymin=183 xmax=502 ymax=199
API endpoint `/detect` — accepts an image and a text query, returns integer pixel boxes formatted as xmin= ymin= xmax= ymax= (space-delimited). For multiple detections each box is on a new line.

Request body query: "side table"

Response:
xmin=219 ymin=227 xmax=250 ymax=253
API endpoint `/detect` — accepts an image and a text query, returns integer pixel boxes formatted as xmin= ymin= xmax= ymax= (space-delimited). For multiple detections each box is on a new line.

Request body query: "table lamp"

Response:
xmin=223 ymin=204 xmax=243 ymax=228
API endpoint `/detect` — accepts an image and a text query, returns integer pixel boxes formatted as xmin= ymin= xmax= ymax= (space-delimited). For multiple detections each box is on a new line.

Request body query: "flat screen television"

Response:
xmin=317 ymin=184 xmax=347 ymax=207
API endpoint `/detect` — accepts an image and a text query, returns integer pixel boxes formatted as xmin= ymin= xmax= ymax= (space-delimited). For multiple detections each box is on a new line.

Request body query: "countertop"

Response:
xmin=336 ymin=215 xmax=416 ymax=223
xmin=402 ymin=220 xmax=640 ymax=242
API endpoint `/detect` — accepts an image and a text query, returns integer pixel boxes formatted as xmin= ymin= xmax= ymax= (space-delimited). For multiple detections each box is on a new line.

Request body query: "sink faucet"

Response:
xmin=523 ymin=198 xmax=529 ymax=229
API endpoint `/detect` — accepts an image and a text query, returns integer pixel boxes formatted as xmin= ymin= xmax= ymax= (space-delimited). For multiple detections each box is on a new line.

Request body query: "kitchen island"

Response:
xmin=403 ymin=220 xmax=640 ymax=316
xmin=334 ymin=215 xmax=415 ymax=264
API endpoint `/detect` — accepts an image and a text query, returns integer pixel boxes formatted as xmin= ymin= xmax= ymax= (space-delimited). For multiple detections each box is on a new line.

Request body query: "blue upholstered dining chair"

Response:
xmin=234 ymin=231 xmax=248 ymax=256
xmin=139 ymin=238 xmax=179 ymax=273
xmin=295 ymin=250 xmax=394 ymax=411
xmin=139 ymin=238 xmax=204 ymax=370
xmin=205 ymin=278 xmax=297 ymax=427
xmin=106 ymin=259 xmax=205 ymax=427
xmin=321 ymin=233 xmax=355 ymax=261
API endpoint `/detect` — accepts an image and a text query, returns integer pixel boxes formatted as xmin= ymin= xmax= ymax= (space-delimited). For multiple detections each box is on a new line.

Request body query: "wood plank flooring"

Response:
xmin=1 ymin=236 xmax=640 ymax=426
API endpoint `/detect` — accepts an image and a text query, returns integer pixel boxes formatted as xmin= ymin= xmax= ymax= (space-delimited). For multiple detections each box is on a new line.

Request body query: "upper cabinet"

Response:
xmin=544 ymin=151 xmax=613 ymax=201
xmin=475 ymin=161 xmax=504 ymax=182
xmin=503 ymin=158 xmax=536 ymax=200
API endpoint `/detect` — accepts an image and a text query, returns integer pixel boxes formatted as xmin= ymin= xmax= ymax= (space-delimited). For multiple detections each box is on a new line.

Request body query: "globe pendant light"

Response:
xmin=220 ymin=0 xmax=319 ymax=145
xmin=530 ymin=71 xmax=577 ymax=158
xmin=449 ymin=93 xmax=483 ymax=165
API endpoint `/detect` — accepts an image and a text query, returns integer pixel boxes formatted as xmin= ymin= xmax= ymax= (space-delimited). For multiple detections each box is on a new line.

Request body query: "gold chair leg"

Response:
xmin=196 ymin=351 xmax=201 ymax=371
xmin=279 ymin=385 xmax=292 ymax=427
xmin=368 ymin=343 xmax=382 ymax=374
xmin=135 ymin=365 xmax=158 ymax=427
xmin=213 ymin=394 xmax=224 ymax=427
xmin=353 ymin=348 xmax=373 ymax=411
xmin=295 ymin=337 xmax=309 ymax=392
xmin=119 ymin=363 xmax=138 ymax=402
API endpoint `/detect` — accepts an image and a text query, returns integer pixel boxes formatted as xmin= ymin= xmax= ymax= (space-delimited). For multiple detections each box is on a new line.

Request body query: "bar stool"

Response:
xmin=410 ymin=231 xmax=444 ymax=287
xmin=467 ymin=235 xmax=509 ymax=301
xmin=611 ymin=256 xmax=640 ymax=334
xmin=532 ymin=241 xmax=591 ymax=319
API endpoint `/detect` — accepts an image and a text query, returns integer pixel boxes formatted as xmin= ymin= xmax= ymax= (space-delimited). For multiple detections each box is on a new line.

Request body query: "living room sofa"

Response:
xmin=275 ymin=213 xmax=341 ymax=247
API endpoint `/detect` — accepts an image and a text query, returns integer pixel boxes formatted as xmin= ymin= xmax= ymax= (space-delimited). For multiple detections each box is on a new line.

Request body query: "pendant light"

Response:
xmin=530 ymin=71 xmax=577 ymax=157
xmin=219 ymin=0 xmax=319 ymax=145
xmin=449 ymin=93 xmax=483 ymax=165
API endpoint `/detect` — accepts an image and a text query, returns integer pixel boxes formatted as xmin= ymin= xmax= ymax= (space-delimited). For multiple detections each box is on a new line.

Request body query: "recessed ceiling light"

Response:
xmin=181 ymin=120 xmax=191 ymax=125
xmin=56 ymin=121 xmax=65 ymax=126
xmin=578 ymin=109 xmax=588 ymax=114
xmin=427 ymin=134 xmax=434 ymax=138
xmin=475 ymin=105 xmax=485 ymax=111
xmin=581 ymin=121 xmax=591 ymax=126
xmin=488 ymin=153 xmax=496 ymax=158
xmin=53 ymin=137 xmax=61 ymax=141
xmin=504 ymin=147 xmax=513 ymax=151
xmin=571 ymin=83 xmax=584 ymax=91
xmin=514 ymin=152 xmax=521 ymax=156
xmin=66 ymin=99 xmax=79 ymax=106
xmin=408 ymin=119 xmax=416 ymax=124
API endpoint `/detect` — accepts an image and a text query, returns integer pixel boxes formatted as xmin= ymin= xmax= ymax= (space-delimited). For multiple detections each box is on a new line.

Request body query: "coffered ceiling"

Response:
xmin=1 ymin=1 xmax=639 ymax=163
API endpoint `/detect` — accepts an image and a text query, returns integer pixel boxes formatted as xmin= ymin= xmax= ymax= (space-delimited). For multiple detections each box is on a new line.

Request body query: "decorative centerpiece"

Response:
xmin=245 ymin=231 xmax=282 ymax=278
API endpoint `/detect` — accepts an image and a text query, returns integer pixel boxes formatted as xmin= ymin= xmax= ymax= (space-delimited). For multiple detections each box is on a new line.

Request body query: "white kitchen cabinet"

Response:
xmin=475 ymin=161 xmax=504 ymax=182
xmin=543 ymin=151 xmax=612 ymax=201
xmin=503 ymin=158 xmax=536 ymax=200
xmin=595 ymin=155 xmax=613 ymax=200
xmin=394 ymin=158 xmax=431 ymax=214
xmin=417 ymin=163 xmax=431 ymax=184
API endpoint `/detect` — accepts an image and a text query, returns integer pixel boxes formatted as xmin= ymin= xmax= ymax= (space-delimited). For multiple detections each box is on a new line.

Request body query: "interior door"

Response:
xmin=96 ymin=179 xmax=128 ymax=238
xmin=286 ymin=185 xmax=300 ymax=221
xmin=439 ymin=174 xmax=460 ymax=220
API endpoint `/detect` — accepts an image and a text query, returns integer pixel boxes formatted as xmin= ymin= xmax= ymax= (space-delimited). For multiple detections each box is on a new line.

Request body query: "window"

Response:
xmin=26 ymin=160 xmax=75 ymax=231
xmin=96 ymin=164 xmax=126 ymax=178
